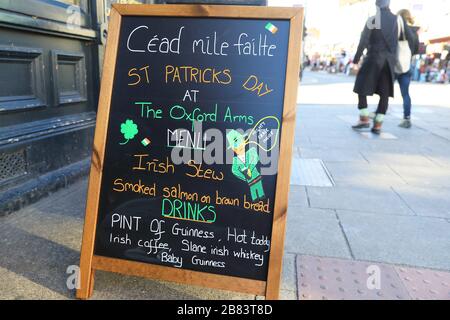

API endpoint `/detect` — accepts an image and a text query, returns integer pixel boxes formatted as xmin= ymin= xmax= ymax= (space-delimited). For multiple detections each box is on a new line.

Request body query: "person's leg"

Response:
xmin=375 ymin=92 xmax=389 ymax=115
xmin=372 ymin=64 xmax=391 ymax=134
xmin=399 ymin=72 xmax=412 ymax=118
xmin=398 ymin=71 xmax=413 ymax=128
xmin=397 ymin=73 xmax=406 ymax=117
xmin=372 ymin=93 xmax=388 ymax=134
xmin=372 ymin=99 xmax=387 ymax=135
xmin=358 ymin=95 xmax=368 ymax=110
xmin=352 ymin=95 xmax=370 ymax=129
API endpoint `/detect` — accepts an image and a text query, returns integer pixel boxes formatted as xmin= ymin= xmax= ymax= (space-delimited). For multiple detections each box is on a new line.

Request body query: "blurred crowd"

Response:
xmin=305 ymin=50 xmax=450 ymax=84
xmin=412 ymin=53 xmax=450 ymax=83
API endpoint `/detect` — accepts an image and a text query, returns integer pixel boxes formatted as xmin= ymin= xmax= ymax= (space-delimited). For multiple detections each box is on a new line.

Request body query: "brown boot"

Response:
xmin=371 ymin=121 xmax=383 ymax=135
xmin=352 ymin=116 xmax=370 ymax=129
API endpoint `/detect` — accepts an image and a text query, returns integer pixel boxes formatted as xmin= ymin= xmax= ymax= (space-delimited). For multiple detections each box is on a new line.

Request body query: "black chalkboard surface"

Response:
xmin=77 ymin=4 xmax=303 ymax=300
xmin=95 ymin=16 xmax=288 ymax=281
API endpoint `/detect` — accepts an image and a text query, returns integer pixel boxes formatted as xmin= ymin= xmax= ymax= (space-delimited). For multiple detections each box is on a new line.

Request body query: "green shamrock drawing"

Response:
xmin=120 ymin=119 xmax=138 ymax=145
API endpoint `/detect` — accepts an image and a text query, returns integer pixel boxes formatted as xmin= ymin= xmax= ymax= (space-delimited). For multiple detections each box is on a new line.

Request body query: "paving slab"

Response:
xmin=360 ymin=151 xmax=438 ymax=167
xmin=392 ymin=186 xmax=450 ymax=219
xmin=395 ymin=266 xmax=450 ymax=300
xmin=297 ymin=255 xmax=411 ymax=300
xmin=294 ymin=134 xmax=313 ymax=146
xmin=360 ymin=141 xmax=436 ymax=154
xmin=421 ymin=149 xmax=450 ymax=169
xmin=291 ymin=158 xmax=334 ymax=187
xmin=359 ymin=132 xmax=399 ymax=140
xmin=324 ymin=162 xmax=407 ymax=188
xmin=0 ymin=225 xmax=80 ymax=299
xmin=288 ymin=185 xmax=309 ymax=208
xmin=414 ymin=123 xmax=450 ymax=141
xmin=279 ymin=290 xmax=297 ymax=300
xmin=281 ymin=253 xmax=297 ymax=292
xmin=299 ymin=147 xmax=367 ymax=163
xmin=426 ymin=119 xmax=450 ymax=130
xmin=337 ymin=211 xmax=450 ymax=271
xmin=389 ymin=164 xmax=450 ymax=188
xmin=422 ymin=154 xmax=450 ymax=169
xmin=0 ymin=265 xmax=68 ymax=300
xmin=286 ymin=208 xmax=352 ymax=259
xmin=307 ymin=136 xmax=370 ymax=150
xmin=299 ymin=126 xmax=359 ymax=140
xmin=306 ymin=186 xmax=414 ymax=215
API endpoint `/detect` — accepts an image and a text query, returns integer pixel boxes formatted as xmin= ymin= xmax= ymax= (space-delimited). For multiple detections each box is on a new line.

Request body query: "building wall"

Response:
xmin=0 ymin=0 xmax=103 ymax=214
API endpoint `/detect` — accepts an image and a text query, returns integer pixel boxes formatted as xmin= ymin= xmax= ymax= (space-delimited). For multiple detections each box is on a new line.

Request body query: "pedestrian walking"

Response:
xmin=396 ymin=9 xmax=420 ymax=129
xmin=352 ymin=0 xmax=398 ymax=134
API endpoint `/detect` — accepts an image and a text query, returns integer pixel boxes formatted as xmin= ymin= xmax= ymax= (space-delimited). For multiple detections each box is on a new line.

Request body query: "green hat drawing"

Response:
xmin=227 ymin=130 xmax=246 ymax=150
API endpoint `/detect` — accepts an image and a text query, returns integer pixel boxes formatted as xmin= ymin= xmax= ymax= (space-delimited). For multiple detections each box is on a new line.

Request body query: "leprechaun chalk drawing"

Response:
xmin=227 ymin=129 xmax=265 ymax=202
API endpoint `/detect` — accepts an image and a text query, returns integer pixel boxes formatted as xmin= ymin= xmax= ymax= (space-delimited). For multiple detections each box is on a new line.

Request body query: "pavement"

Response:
xmin=1 ymin=70 xmax=450 ymax=300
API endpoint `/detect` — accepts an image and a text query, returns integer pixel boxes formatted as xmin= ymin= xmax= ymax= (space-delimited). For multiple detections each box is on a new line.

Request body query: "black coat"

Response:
xmin=353 ymin=8 xmax=398 ymax=97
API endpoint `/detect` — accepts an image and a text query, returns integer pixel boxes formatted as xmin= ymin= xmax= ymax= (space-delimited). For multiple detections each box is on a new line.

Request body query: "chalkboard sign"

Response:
xmin=77 ymin=4 xmax=303 ymax=300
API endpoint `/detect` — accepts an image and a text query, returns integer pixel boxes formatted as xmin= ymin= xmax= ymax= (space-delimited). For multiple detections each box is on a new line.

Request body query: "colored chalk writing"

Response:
xmin=93 ymin=16 xmax=291 ymax=282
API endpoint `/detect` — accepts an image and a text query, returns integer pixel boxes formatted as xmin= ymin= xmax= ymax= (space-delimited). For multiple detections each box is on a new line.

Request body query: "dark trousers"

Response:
xmin=358 ymin=63 xmax=391 ymax=115
xmin=396 ymin=70 xmax=412 ymax=119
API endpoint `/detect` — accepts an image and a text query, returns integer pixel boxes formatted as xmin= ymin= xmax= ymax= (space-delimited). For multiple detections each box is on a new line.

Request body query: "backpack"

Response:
xmin=395 ymin=16 xmax=412 ymax=74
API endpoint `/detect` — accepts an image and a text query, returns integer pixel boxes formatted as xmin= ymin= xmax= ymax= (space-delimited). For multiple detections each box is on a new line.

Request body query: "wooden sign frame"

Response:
xmin=77 ymin=3 xmax=303 ymax=300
